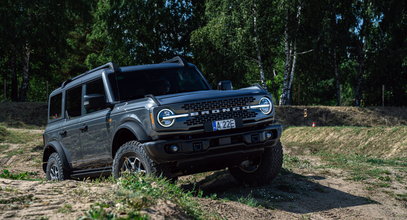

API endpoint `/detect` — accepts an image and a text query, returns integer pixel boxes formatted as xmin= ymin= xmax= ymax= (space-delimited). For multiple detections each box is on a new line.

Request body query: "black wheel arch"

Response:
xmin=42 ymin=141 xmax=71 ymax=173
xmin=111 ymin=121 xmax=151 ymax=158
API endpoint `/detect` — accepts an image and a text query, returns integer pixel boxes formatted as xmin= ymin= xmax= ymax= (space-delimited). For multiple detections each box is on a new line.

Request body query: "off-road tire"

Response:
xmin=229 ymin=141 xmax=283 ymax=186
xmin=46 ymin=152 xmax=66 ymax=181
xmin=112 ymin=141 xmax=160 ymax=179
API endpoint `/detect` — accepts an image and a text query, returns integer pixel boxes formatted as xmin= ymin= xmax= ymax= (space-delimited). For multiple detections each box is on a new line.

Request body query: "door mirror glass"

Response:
xmin=217 ymin=80 xmax=233 ymax=90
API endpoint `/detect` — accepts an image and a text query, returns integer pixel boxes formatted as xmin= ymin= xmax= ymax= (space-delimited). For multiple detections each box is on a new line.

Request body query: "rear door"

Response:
xmin=78 ymin=78 xmax=111 ymax=169
xmin=59 ymin=85 xmax=83 ymax=169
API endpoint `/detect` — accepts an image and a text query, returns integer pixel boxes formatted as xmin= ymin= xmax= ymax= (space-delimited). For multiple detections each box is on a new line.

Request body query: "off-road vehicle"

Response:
xmin=43 ymin=57 xmax=283 ymax=185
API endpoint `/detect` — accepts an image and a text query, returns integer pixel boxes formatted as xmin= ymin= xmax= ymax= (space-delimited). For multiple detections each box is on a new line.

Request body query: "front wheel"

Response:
xmin=229 ymin=141 xmax=283 ymax=186
xmin=46 ymin=152 xmax=66 ymax=181
xmin=112 ymin=141 xmax=158 ymax=179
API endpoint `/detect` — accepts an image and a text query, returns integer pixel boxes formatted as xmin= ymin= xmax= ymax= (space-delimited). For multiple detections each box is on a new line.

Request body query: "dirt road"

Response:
xmin=0 ymin=128 xmax=406 ymax=219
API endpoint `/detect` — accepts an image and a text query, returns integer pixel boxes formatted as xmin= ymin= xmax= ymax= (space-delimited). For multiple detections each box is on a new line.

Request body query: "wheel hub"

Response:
xmin=121 ymin=156 xmax=146 ymax=174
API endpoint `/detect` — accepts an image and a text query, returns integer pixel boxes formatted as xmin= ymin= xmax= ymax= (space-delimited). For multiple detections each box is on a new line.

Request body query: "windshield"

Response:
xmin=109 ymin=67 xmax=210 ymax=101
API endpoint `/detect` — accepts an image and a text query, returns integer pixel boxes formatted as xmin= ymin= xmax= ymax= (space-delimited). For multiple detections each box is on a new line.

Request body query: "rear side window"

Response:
xmin=65 ymin=86 xmax=82 ymax=118
xmin=49 ymin=93 xmax=62 ymax=120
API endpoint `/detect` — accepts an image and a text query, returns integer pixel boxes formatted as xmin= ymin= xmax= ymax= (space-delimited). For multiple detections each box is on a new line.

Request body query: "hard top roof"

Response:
xmin=49 ymin=56 xmax=190 ymax=96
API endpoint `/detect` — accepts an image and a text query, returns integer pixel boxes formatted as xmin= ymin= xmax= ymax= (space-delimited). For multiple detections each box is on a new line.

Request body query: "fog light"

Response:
xmin=169 ymin=145 xmax=179 ymax=153
xmin=266 ymin=132 xmax=273 ymax=139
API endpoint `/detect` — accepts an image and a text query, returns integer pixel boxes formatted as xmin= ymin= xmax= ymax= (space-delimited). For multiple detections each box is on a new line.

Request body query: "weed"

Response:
xmin=0 ymin=144 xmax=10 ymax=152
xmin=0 ymin=194 xmax=34 ymax=204
xmin=82 ymin=174 xmax=213 ymax=220
xmin=0 ymin=169 xmax=39 ymax=180
xmin=6 ymin=149 xmax=24 ymax=157
xmin=58 ymin=204 xmax=73 ymax=213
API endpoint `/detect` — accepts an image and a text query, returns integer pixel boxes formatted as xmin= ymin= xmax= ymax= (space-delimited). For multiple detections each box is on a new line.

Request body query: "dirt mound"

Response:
xmin=276 ymin=106 xmax=407 ymax=127
xmin=282 ymin=126 xmax=407 ymax=158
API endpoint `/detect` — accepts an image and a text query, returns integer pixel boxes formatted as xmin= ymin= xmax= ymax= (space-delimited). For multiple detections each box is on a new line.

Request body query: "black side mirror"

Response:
xmin=218 ymin=80 xmax=233 ymax=90
xmin=84 ymin=94 xmax=106 ymax=112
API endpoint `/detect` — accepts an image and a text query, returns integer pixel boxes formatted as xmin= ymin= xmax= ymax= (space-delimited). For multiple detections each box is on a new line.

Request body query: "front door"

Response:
xmin=78 ymin=78 xmax=112 ymax=169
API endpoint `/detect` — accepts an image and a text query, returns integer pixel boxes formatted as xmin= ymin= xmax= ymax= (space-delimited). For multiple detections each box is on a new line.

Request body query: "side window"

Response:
xmin=84 ymin=78 xmax=107 ymax=114
xmin=65 ymin=86 xmax=82 ymax=118
xmin=49 ymin=93 xmax=62 ymax=120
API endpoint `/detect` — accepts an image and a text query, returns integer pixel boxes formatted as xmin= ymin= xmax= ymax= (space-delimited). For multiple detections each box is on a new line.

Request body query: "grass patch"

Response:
xmin=0 ymin=126 xmax=40 ymax=144
xmin=313 ymin=151 xmax=406 ymax=188
xmin=58 ymin=204 xmax=73 ymax=213
xmin=0 ymin=169 xmax=39 ymax=180
xmin=0 ymin=144 xmax=10 ymax=152
xmin=0 ymin=194 xmax=34 ymax=204
xmin=284 ymin=155 xmax=312 ymax=170
xmin=82 ymin=174 xmax=216 ymax=220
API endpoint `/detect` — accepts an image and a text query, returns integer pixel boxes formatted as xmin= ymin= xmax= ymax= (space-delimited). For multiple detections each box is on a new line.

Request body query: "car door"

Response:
xmin=78 ymin=78 xmax=112 ymax=169
xmin=59 ymin=85 xmax=83 ymax=169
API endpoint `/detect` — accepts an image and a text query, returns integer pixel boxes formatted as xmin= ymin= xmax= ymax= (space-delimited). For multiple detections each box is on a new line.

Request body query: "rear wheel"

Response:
xmin=112 ymin=141 xmax=159 ymax=179
xmin=229 ymin=141 xmax=283 ymax=186
xmin=46 ymin=152 xmax=66 ymax=181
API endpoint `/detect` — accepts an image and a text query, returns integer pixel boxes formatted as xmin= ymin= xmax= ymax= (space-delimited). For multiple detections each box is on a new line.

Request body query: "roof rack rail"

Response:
xmin=61 ymin=62 xmax=119 ymax=88
xmin=161 ymin=56 xmax=188 ymax=66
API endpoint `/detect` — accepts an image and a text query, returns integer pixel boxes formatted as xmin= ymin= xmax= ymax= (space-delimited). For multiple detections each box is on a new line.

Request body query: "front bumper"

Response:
xmin=144 ymin=124 xmax=282 ymax=165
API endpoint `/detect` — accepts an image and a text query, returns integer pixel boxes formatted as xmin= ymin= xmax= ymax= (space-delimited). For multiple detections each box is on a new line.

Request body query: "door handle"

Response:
xmin=80 ymin=125 xmax=88 ymax=132
xmin=59 ymin=130 xmax=67 ymax=137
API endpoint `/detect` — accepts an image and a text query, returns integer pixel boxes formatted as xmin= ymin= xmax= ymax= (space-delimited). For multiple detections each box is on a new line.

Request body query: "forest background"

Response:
xmin=0 ymin=0 xmax=405 ymax=106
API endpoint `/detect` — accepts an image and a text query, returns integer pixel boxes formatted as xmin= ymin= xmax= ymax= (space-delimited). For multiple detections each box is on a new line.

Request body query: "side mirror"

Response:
xmin=84 ymin=94 xmax=106 ymax=112
xmin=218 ymin=80 xmax=233 ymax=90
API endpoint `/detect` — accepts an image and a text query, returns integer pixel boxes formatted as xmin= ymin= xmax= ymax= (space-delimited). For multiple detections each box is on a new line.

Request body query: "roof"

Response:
xmin=49 ymin=56 xmax=190 ymax=97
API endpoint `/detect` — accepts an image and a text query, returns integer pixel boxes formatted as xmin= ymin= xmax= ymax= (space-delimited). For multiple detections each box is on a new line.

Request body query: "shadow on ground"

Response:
xmin=181 ymin=169 xmax=377 ymax=214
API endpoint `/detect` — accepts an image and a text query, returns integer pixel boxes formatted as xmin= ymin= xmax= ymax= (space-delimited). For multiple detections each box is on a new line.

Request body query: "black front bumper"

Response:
xmin=144 ymin=124 xmax=283 ymax=168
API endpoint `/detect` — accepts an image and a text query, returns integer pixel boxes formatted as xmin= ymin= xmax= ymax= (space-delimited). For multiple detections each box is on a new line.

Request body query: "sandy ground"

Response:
xmin=0 ymin=128 xmax=406 ymax=219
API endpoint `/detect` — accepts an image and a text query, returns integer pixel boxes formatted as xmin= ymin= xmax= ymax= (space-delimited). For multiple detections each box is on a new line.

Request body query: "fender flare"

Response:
xmin=113 ymin=120 xmax=151 ymax=143
xmin=42 ymin=141 xmax=71 ymax=173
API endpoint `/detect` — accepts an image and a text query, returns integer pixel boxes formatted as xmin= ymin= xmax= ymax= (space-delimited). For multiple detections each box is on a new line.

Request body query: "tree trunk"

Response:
xmin=252 ymin=3 xmax=266 ymax=89
xmin=19 ymin=43 xmax=31 ymax=102
xmin=279 ymin=24 xmax=292 ymax=106
xmin=333 ymin=49 xmax=341 ymax=106
xmin=279 ymin=3 xmax=302 ymax=106
xmin=287 ymin=40 xmax=297 ymax=103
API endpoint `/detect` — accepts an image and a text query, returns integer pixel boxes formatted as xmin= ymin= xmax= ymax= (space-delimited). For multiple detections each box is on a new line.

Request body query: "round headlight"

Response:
xmin=157 ymin=109 xmax=175 ymax=127
xmin=259 ymin=97 xmax=272 ymax=114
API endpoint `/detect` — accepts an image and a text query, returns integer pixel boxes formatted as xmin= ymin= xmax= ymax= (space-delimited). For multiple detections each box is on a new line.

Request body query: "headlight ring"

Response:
xmin=259 ymin=97 xmax=273 ymax=115
xmin=157 ymin=109 xmax=175 ymax=127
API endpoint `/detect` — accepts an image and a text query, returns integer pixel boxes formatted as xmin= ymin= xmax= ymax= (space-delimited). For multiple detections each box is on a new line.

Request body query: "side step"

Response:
xmin=70 ymin=167 xmax=112 ymax=179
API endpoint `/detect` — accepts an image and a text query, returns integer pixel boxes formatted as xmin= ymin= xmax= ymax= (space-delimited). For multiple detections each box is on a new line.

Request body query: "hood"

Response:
xmin=155 ymin=86 xmax=267 ymax=105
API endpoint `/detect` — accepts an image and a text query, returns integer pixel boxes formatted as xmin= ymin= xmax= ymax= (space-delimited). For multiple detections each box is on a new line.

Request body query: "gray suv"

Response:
xmin=43 ymin=57 xmax=283 ymax=185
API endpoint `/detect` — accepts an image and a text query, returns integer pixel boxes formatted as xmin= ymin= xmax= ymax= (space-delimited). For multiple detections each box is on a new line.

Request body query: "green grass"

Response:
xmin=0 ymin=169 xmax=39 ymax=180
xmin=0 ymin=126 xmax=40 ymax=144
xmin=81 ymin=174 xmax=217 ymax=220
xmin=313 ymin=151 xmax=407 ymax=188
xmin=221 ymin=194 xmax=262 ymax=208
xmin=0 ymin=144 xmax=10 ymax=152
xmin=284 ymin=155 xmax=313 ymax=170
xmin=58 ymin=204 xmax=73 ymax=213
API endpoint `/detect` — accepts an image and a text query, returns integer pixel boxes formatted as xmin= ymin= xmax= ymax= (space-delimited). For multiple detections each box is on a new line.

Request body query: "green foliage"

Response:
xmin=0 ymin=0 xmax=405 ymax=105
xmin=0 ymin=169 xmax=38 ymax=180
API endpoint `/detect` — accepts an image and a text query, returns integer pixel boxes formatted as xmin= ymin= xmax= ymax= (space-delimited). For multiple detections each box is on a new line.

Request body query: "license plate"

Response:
xmin=212 ymin=119 xmax=236 ymax=131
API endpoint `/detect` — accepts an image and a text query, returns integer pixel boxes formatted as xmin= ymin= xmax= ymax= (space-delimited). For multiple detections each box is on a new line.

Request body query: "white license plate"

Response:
xmin=212 ymin=119 xmax=236 ymax=131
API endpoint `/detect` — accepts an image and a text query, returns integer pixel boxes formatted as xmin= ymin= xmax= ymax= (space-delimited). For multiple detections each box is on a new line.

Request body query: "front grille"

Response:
xmin=183 ymin=96 xmax=258 ymax=126
xmin=182 ymin=96 xmax=255 ymax=111
xmin=185 ymin=110 xmax=257 ymax=126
